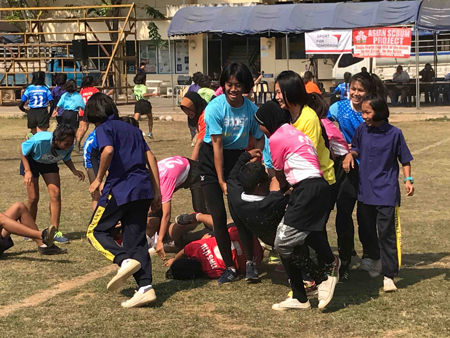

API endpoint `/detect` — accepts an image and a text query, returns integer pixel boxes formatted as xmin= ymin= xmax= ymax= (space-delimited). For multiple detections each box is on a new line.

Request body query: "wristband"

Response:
xmin=404 ymin=177 xmax=414 ymax=184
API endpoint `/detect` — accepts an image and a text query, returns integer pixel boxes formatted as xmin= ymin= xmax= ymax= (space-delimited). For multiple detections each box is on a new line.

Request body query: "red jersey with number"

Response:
xmin=183 ymin=227 xmax=263 ymax=278
xmin=79 ymin=87 xmax=99 ymax=116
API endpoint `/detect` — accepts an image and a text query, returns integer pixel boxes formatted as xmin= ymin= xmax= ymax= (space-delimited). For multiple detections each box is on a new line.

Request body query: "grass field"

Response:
xmin=0 ymin=116 xmax=449 ymax=338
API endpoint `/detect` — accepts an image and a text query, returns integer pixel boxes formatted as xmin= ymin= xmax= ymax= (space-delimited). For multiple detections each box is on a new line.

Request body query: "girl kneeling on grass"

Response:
xmin=20 ymin=124 xmax=85 ymax=244
xmin=343 ymin=93 xmax=414 ymax=292
xmin=254 ymin=101 xmax=340 ymax=311
xmin=85 ymin=93 xmax=161 ymax=309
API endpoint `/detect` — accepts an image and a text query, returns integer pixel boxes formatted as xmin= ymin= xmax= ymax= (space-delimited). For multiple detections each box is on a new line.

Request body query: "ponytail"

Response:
xmin=307 ymin=92 xmax=329 ymax=119
xmin=51 ymin=124 xmax=75 ymax=156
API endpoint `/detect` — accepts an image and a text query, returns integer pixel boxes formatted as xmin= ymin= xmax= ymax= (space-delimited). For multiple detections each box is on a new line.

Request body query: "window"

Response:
xmin=139 ymin=40 xmax=189 ymax=74
xmin=276 ymin=35 xmax=306 ymax=59
xmin=338 ymin=54 xmax=364 ymax=68
xmin=126 ymin=41 xmax=137 ymax=74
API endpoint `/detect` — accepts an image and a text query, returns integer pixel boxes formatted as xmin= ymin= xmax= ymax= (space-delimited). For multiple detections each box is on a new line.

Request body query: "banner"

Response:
xmin=305 ymin=30 xmax=352 ymax=54
xmin=353 ymin=27 xmax=412 ymax=58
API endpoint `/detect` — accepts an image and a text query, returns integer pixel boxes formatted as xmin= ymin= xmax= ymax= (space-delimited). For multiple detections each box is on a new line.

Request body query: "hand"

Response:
xmin=342 ymin=153 xmax=354 ymax=173
xmin=247 ymin=149 xmax=262 ymax=161
xmin=89 ymin=178 xmax=102 ymax=195
xmin=164 ymin=258 xmax=175 ymax=267
xmin=156 ymin=240 xmax=166 ymax=260
xmin=151 ymin=190 xmax=162 ymax=211
xmin=219 ymin=181 xmax=228 ymax=195
xmin=23 ymin=171 xmax=32 ymax=186
xmin=405 ymin=181 xmax=414 ymax=196
xmin=73 ymin=170 xmax=85 ymax=181
xmin=51 ymin=110 xmax=58 ymax=117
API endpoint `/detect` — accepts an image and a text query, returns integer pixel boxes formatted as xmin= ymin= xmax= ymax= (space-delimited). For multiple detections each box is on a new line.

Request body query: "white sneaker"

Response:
xmin=107 ymin=259 xmax=141 ymax=292
xmin=368 ymin=259 xmax=382 ymax=278
xmin=272 ymin=297 xmax=311 ymax=311
xmin=359 ymin=257 xmax=372 ymax=271
xmin=318 ymin=275 xmax=338 ymax=309
xmin=383 ymin=277 xmax=397 ymax=292
xmin=121 ymin=288 xmax=157 ymax=308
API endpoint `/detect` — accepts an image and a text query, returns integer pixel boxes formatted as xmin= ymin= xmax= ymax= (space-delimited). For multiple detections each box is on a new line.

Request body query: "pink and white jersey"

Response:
xmin=321 ymin=119 xmax=349 ymax=157
xmin=158 ymin=156 xmax=190 ymax=204
xmin=270 ymin=124 xmax=322 ymax=186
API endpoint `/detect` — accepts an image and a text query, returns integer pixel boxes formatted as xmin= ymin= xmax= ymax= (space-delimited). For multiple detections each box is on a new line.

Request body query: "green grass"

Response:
xmin=0 ymin=118 xmax=449 ymax=337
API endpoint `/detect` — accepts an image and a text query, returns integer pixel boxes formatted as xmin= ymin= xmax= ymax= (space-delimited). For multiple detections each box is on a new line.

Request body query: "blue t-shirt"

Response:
xmin=96 ymin=119 xmax=154 ymax=207
xmin=203 ymin=95 xmax=263 ymax=150
xmin=333 ymin=82 xmax=350 ymax=100
xmin=327 ymin=100 xmax=364 ymax=144
xmin=83 ymin=129 xmax=98 ymax=169
xmin=262 ymin=135 xmax=273 ymax=169
xmin=22 ymin=131 xmax=73 ymax=164
xmin=351 ymin=123 xmax=413 ymax=207
xmin=21 ymin=85 xmax=53 ymax=109
xmin=57 ymin=92 xmax=85 ymax=112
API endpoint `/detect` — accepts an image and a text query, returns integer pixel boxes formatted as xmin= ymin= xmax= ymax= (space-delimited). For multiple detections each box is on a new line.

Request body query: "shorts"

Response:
xmin=27 ymin=107 xmax=49 ymax=129
xmin=135 ymin=100 xmax=152 ymax=116
xmin=20 ymin=156 xmax=59 ymax=178
xmin=61 ymin=110 xmax=79 ymax=129
xmin=177 ymin=158 xmax=209 ymax=214
xmin=284 ymin=177 xmax=331 ymax=232
xmin=198 ymin=142 xmax=244 ymax=186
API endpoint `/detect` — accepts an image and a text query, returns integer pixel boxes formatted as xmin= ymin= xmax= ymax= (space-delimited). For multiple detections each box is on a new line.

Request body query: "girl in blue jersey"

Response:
xmin=333 ymin=72 xmax=352 ymax=100
xmin=20 ymin=124 xmax=85 ymax=245
xmin=198 ymin=63 xmax=265 ymax=284
xmin=53 ymin=79 xmax=85 ymax=137
xmin=19 ymin=71 xmax=55 ymax=134
xmin=85 ymin=93 xmax=161 ymax=308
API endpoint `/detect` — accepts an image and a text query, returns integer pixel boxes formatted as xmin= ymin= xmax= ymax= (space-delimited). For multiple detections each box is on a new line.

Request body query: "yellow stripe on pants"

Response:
xmin=395 ymin=206 xmax=402 ymax=268
xmin=86 ymin=196 xmax=115 ymax=262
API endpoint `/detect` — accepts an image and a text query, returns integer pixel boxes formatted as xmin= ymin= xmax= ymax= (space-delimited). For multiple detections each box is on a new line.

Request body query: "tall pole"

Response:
xmin=286 ymin=34 xmax=289 ymax=70
xmin=169 ymin=38 xmax=175 ymax=111
xmin=206 ymin=33 xmax=209 ymax=75
xmin=415 ymin=28 xmax=420 ymax=109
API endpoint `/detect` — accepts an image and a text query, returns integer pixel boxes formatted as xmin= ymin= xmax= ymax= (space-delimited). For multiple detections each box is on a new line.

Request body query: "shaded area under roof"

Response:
xmin=168 ymin=1 xmax=421 ymax=37
xmin=417 ymin=0 xmax=450 ymax=31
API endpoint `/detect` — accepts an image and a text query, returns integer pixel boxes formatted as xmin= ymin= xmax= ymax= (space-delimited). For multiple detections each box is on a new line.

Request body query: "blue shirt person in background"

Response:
xmin=19 ymin=71 xmax=55 ymax=134
xmin=20 ymin=124 xmax=85 ymax=244
xmin=343 ymin=94 xmax=414 ymax=292
xmin=53 ymin=79 xmax=85 ymax=133
xmin=199 ymin=63 xmax=265 ymax=285
xmin=333 ymin=72 xmax=352 ymax=101
xmin=85 ymin=93 xmax=162 ymax=308
xmin=51 ymin=73 xmax=67 ymax=117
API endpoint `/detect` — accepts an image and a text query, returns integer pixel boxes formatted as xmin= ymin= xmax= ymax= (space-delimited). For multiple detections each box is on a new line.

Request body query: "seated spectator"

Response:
xmin=388 ymin=65 xmax=410 ymax=106
xmin=419 ymin=63 xmax=436 ymax=104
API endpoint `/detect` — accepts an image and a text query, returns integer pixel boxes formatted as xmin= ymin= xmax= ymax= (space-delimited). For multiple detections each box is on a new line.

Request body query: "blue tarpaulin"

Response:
xmin=417 ymin=0 xmax=450 ymax=31
xmin=168 ymin=1 xmax=422 ymax=37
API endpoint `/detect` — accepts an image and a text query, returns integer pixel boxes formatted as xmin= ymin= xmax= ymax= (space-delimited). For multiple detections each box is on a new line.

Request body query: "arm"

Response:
xmin=89 ymin=145 xmax=114 ymax=194
xmin=254 ymin=74 xmax=263 ymax=86
xmin=64 ymin=158 xmax=85 ymax=181
xmin=211 ymin=135 xmax=227 ymax=195
xmin=190 ymin=137 xmax=203 ymax=161
xmin=20 ymin=154 xmax=33 ymax=186
xmin=254 ymin=136 xmax=265 ymax=152
xmin=146 ymin=149 xmax=161 ymax=210
xmin=275 ymin=170 xmax=288 ymax=192
xmin=164 ymin=248 xmax=186 ymax=267
xmin=90 ymin=148 xmax=100 ymax=177
xmin=342 ymin=150 xmax=359 ymax=173
xmin=155 ymin=202 xmax=171 ymax=261
xmin=402 ymin=162 xmax=414 ymax=196
xmin=19 ymin=101 xmax=27 ymax=113
xmin=49 ymin=99 xmax=56 ymax=114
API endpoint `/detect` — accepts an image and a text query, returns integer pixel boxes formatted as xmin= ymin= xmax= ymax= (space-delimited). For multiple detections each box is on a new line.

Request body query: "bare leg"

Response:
xmin=146 ymin=113 xmax=153 ymax=134
xmin=76 ymin=120 xmax=89 ymax=144
xmin=146 ymin=216 xmax=160 ymax=238
xmin=133 ymin=112 xmax=141 ymax=122
xmin=36 ymin=126 xmax=48 ymax=132
xmin=42 ymin=173 xmax=61 ymax=229
xmin=26 ymin=177 xmax=40 ymax=222
xmin=168 ymin=222 xmax=198 ymax=241
xmin=0 ymin=202 xmax=43 ymax=244
xmin=197 ymin=213 xmax=214 ymax=230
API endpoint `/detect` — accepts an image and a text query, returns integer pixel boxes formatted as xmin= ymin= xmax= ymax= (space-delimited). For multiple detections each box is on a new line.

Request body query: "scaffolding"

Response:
xmin=0 ymin=4 xmax=137 ymax=105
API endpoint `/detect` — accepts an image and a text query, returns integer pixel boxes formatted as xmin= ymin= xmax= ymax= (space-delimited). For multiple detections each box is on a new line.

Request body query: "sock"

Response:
xmin=121 ymin=259 xmax=131 ymax=267
xmin=39 ymin=244 xmax=48 ymax=248
xmin=138 ymin=285 xmax=153 ymax=294
xmin=229 ymin=267 xmax=236 ymax=273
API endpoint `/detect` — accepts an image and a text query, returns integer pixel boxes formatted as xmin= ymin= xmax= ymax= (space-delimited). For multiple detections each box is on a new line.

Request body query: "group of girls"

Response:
xmin=176 ymin=62 xmax=414 ymax=311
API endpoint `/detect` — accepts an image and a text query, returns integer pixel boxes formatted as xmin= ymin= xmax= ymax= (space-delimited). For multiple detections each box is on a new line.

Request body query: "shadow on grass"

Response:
xmin=120 ymin=278 xmax=210 ymax=307
xmin=1 ymin=249 xmax=71 ymax=263
xmin=65 ymin=231 xmax=88 ymax=241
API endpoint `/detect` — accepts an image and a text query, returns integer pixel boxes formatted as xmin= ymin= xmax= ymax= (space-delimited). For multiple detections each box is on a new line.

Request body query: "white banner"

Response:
xmin=305 ymin=30 xmax=352 ymax=54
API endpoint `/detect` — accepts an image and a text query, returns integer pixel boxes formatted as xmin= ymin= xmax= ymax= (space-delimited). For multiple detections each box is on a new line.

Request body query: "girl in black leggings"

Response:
xmin=199 ymin=63 xmax=264 ymax=284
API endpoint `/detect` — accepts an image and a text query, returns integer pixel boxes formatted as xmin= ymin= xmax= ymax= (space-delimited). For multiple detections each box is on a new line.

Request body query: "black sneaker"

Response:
xmin=38 ymin=244 xmax=68 ymax=255
xmin=339 ymin=260 xmax=350 ymax=282
xmin=245 ymin=261 xmax=260 ymax=283
xmin=217 ymin=268 xmax=239 ymax=285
xmin=175 ymin=212 xmax=199 ymax=226
xmin=41 ymin=225 xmax=56 ymax=247
xmin=0 ymin=236 xmax=14 ymax=257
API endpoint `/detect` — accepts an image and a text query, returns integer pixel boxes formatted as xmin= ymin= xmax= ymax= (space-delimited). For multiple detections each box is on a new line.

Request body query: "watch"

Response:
xmin=404 ymin=177 xmax=414 ymax=184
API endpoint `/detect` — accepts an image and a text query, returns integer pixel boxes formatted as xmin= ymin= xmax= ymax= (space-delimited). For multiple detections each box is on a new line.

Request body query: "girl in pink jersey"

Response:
xmin=147 ymin=156 xmax=213 ymax=260
xmin=254 ymin=101 xmax=340 ymax=311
